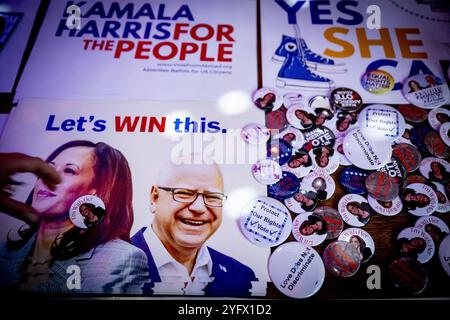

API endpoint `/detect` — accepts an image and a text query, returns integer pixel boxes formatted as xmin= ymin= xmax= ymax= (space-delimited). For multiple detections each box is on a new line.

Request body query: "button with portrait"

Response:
xmin=323 ymin=240 xmax=361 ymax=278
xmin=314 ymin=206 xmax=344 ymax=240
xmin=281 ymin=149 xmax=313 ymax=178
xmin=338 ymin=228 xmax=375 ymax=263
xmin=309 ymin=146 xmax=339 ymax=175
xmin=70 ymin=195 xmax=106 ymax=229
xmin=253 ymin=87 xmax=283 ymax=111
xmin=415 ymin=216 xmax=449 ymax=248
xmin=338 ymin=194 xmax=372 ymax=227
xmin=424 ymin=130 xmax=450 ymax=159
xmin=402 ymin=74 xmax=450 ymax=109
xmin=428 ymin=107 xmax=450 ymax=131
xmin=430 ymin=181 xmax=450 ymax=213
xmin=303 ymin=126 xmax=336 ymax=150
xmin=286 ymin=104 xmax=316 ymax=130
xmin=272 ymin=126 xmax=305 ymax=150
xmin=419 ymin=157 xmax=450 ymax=183
xmin=401 ymin=183 xmax=438 ymax=217
xmin=367 ymin=195 xmax=403 ymax=217
xmin=301 ymin=171 xmax=336 ymax=201
xmin=397 ymin=227 xmax=435 ymax=263
xmin=292 ymin=213 xmax=327 ymax=247
xmin=284 ymin=189 xmax=318 ymax=214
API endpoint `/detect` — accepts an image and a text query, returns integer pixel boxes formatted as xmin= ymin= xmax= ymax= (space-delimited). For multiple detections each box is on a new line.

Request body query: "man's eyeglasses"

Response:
xmin=158 ymin=187 xmax=227 ymax=207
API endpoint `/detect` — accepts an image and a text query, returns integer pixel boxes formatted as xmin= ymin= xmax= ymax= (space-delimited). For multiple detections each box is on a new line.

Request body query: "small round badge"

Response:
xmin=301 ymin=172 xmax=336 ymax=200
xmin=368 ymin=195 xmax=403 ymax=217
xmin=286 ymin=104 xmax=316 ymax=130
xmin=253 ymin=87 xmax=283 ymax=111
xmin=358 ymin=104 xmax=406 ymax=141
xmin=397 ymin=227 xmax=435 ymax=263
xmin=292 ymin=213 xmax=327 ymax=246
xmin=309 ymin=146 xmax=339 ymax=174
xmin=361 ymin=69 xmax=395 ymax=94
xmin=340 ymin=166 xmax=369 ymax=195
xmin=323 ymin=240 xmax=361 ymax=277
xmin=273 ymin=126 xmax=305 ymax=150
xmin=439 ymin=235 xmax=450 ymax=276
xmin=402 ymin=183 xmax=438 ymax=217
xmin=439 ymin=122 xmax=450 ymax=147
xmin=241 ymin=123 xmax=270 ymax=145
xmin=239 ymin=197 xmax=292 ymax=247
xmin=268 ymin=171 xmax=300 ymax=200
xmin=402 ymin=74 xmax=450 ymax=109
xmin=303 ymin=126 xmax=336 ymax=149
xmin=282 ymin=149 xmax=313 ymax=178
xmin=415 ymin=216 xmax=449 ymax=247
xmin=266 ymin=107 xmax=288 ymax=131
xmin=313 ymin=107 xmax=334 ymax=128
xmin=314 ymin=206 xmax=344 ymax=240
xmin=335 ymin=135 xmax=352 ymax=166
xmin=267 ymin=139 xmax=293 ymax=166
xmin=70 ymin=195 xmax=105 ymax=229
xmin=338 ymin=194 xmax=372 ymax=227
xmin=376 ymin=156 xmax=407 ymax=185
xmin=343 ymin=128 xmax=392 ymax=170
xmin=397 ymin=104 xmax=428 ymax=123
xmin=251 ymin=159 xmax=282 ymax=185
xmin=365 ymin=171 xmax=399 ymax=201
xmin=428 ymin=107 xmax=450 ymax=130
xmin=338 ymin=228 xmax=375 ymax=263
xmin=419 ymin=157 xmax=450 ymax=183
xmin=431 ymin=181 xmax=450 ymax=213
xmin=330 ymin=87 xmax=363 ymax=112
xmin=395 ymin=123 xmax=413 ymax=145
xmin=424 ymin=130 xmax=450 ymax=159
xmin=392 ymin=143 xmax=422 ymax=173
xmin=268 ymin=242 xmax=325 ymax=299
xmin=333 ymin=111 xmax=358 ymax=135
xmin=389 ymin=257 xmax=428 ymax=295
xmin=284 ymin=189 xmax=318 ymax=214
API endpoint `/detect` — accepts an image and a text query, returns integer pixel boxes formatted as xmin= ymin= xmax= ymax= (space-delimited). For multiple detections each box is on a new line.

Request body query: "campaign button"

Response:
xmin=303 ymin=126 xmax=336 ymax=150
xmin=70 ymin=195 xmax=106 ymax=229
xmin=376 ymin=156 xmax=407 ymax=185
xmin=402 ymin=74 xmax=450 ymax=109
xmin=419 ymin=157 xmax=450 ymax=183
xmin=392 ymin=143 xmax=422 ymax=173
xmin=309 ymin=146 xmax=339 ymax=175
xmin=438 ymin=235 xmax=450 ymax=276
xmin=330 ymin=87 xmax=363 ymax=112
xmin=428 ymin=107 xmax=450 ymax=130
xmin=268 ymin=171 xmax=300 ymax=200
xmin=361 ymin=69 xmax=395 ymax=94
xmin=343 ymin=128 xmax=392 ymax=170
xmin=332 ymin=111 xmax=358 ymax=136
xmin=267 ymin=139 xmax=293 ymax=166
xmin=338 ymin=228 xmax=375 ymax=263
xmin=312 ymin=106 xmax=334 ymax=128
xmin=273 ymin=126 xmax=305 ymax=150
xmin=268 ymin=242 xmax=325 ymax=299
xmin=368 ymin=195 xmax=403 ymax=217
xmin=284 ymin=189 xmax=318 ymax=214
xmin=253 ymin=87 xmax=283 ymax=111
xmin=430 ymin=181 xmax=450 ymax=214
xmin=282 ymin=149 xmax=313 ymax=178
xmin=286 ymin=104 xmax=316 ymax=130
xmin=389 ymin=257 xmax=428 ymax=294
xmin=397 ymin=227 xmax=435 ymax=263
xmin=358 ymin=104 xmax=406 ymax=141
xmin=291 ymin=213 xmax=327 ymax=246
xmin=402 ymin=183 xmax=438 ymax=217
xmin=339 ymin=166 xmax=369 ymax=195
xmin=314 ymin=206 xmax=344 ymax=240
xmin=365 ymin=171 xmax=399 ymax=201
xmin=266 ymin=107 xmax=288 ymax=131
xmin=301 ymin=171 xmax=336 ymax=201
xmin=323 ymin=241 xmax=361 ymax=277
xmin=439 ymin=122 xmax=450 ymax=147
xmin=397 ymin=104 xmax=428 ymax=123
xmin=241 ymin=123 xmax=270 ymax=145
xmin=251 ymin=159 xmax=282 ymax=185
xmin=239 ymin=197 xmax=292 ymax=247
xmin=338 ymin=194 xmax=372 ymax=227
xmin=424 ymin=130 xmax=450 ymax=159
xmin=415 ymin=216 xmax=449 ymax=247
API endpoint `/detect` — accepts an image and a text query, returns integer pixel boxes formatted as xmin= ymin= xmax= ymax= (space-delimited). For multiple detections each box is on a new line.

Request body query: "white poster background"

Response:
xmin=0 ymin=0 xmax=40 ymax=93
xmin=16 ymin=0 xmax=257 ymax=101
xmin=0 ymin=97 xmax=269 ymax=293
xmin=261 ymin=0 xmax=450 ymax=104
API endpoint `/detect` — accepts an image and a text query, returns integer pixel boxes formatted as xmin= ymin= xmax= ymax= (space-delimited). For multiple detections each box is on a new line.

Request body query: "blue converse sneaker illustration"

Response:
xmin=277 ymin=53 xmax=334 ymax=90
xmin=273 ymin=35 xmax=347 ymax=73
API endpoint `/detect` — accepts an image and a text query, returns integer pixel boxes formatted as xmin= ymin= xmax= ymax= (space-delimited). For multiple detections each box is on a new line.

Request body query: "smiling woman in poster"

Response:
xmin=0 ymin=140 xmax=148 ymax=294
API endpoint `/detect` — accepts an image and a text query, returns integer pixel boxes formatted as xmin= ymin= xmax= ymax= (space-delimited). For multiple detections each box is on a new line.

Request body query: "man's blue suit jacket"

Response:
xmin=131 ymin=227 xmax=258 ymax=297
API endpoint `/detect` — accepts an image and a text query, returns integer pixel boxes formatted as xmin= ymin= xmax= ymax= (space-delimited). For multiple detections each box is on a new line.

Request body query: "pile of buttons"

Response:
xmin=240 ymin=74 xmax=450 ymax=299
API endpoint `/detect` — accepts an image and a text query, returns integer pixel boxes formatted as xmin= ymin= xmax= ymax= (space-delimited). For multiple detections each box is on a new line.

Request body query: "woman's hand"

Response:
xmin=0 ymin=153 xmax=61 ymax=225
